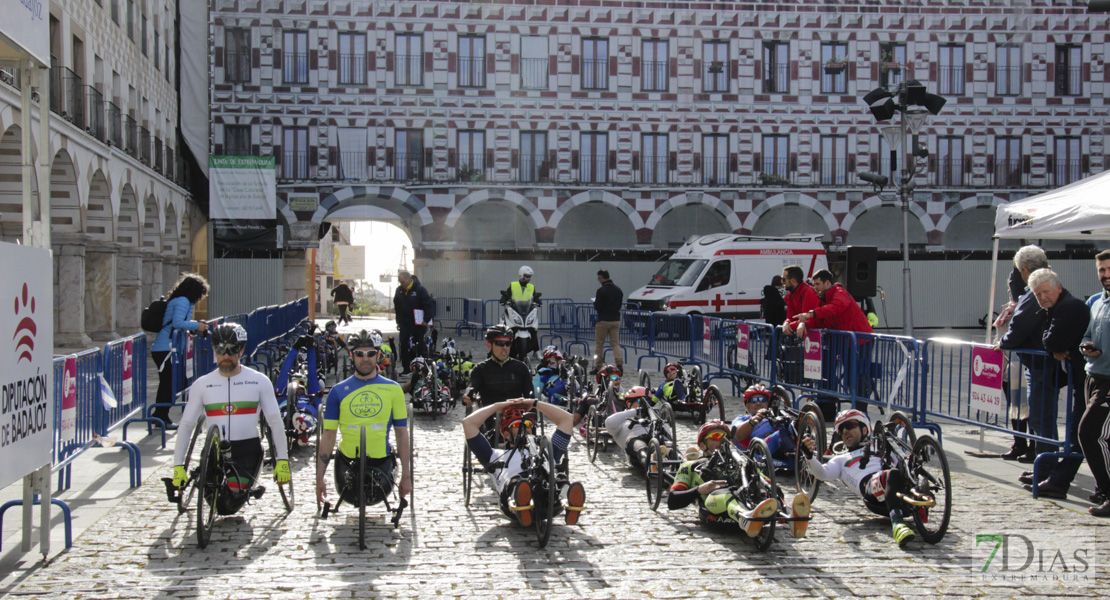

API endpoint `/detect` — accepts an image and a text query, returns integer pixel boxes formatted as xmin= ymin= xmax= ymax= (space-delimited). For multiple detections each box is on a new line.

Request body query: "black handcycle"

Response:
xmin=638 ymin=360 xmax=725 ymax=424
xmin=640 ymin=399 xmax=681 ymax=510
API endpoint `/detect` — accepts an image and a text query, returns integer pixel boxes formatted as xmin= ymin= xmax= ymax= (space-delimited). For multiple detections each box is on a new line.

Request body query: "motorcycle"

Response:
xmin=499 ymin=291 xmax=542 ymax=364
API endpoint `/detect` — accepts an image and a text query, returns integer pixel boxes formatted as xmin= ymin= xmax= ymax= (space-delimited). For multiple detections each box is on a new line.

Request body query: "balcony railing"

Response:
xmin=0 ymin=63 xmax=20 ymax=90
xmin=50 ymin=66 xmax=85 ymax=128
xmin=703 ymin=60 xmax=729 ymax=93
xmin=282 ymin=151 xmax=309 ymax=179
xmin=391 ymin=152 xmax=428 ymax=182
xmin=454 ymin=153 xmax=486 ymax=182
xmin=757 ymin=159 xmax=792 ymax=186
xmin=819 ymin=158 xmax=850 ymax=186
xmin=337 ymin=53 xmax=366 ymax=85
xmin=86 ymin=86 xmax=106 ymax=142
xmin=338 ymin=151 xmax=368 ymax=180
xmin=642 ymin=61 xmax=667 ymax=92
xmin=938 ymin=65 xmax=965 ymax=95
xmin=991 ymin=159 xmax=1022 ymax=187
xmin=764 ymin=64 xmax=789 ymax=93
xmin=226 ymin=50 xmax=251 ymax=83
xmin=1054 ymin=66 xmax=1082 ymax=96
xmin=639 ymin=156 xmax=669 ymax=184
xmin=1052 ymin=159 xmax=1083 ymax=186
xmin=581 ymin=58 xmax=608 ymax=90
xmin=935 ymin=158 xmax=966 ymax=186
xmin=520 ymin=58 xmax=548 ymax=89
xmin=107 ymin=102 xmax=122 ymax=148
xmin=123 ymin=115 xmax=138 ymax=158
xmin=578 ymin=154 xmax=608 ymax=184
xmin=282 ymin=52 xmax=308 ymax=84
xmin=139 ymin=126 xmax=151 ymax=164
xmin=394 ymin=55 xmax=423 ymax=86
xmin=165 ymin=146 xmax=175 ymax=181
xmin=701 ymin=157 xmax=730 ymax=186
xmin=154 ymin=137 xmax=163 ymax=173
xmin=458 ymin=57 xmax=485 ymax=87
xmin=995 ymin=66 xmax=1022 ymax=95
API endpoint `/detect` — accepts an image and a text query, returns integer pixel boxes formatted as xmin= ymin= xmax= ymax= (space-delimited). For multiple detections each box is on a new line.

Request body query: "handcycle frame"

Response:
xmin=584 ymin=382 xmax=624 ymax=463
xmin=638 ymin=360 xmax=725 ymax=424
xmin=641 ymin=399 xmax=680 ymax=510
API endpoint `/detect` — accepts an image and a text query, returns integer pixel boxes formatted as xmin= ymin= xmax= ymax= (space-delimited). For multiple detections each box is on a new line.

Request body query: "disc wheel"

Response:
xmin=794 ymin=411 xmax=826 ymax=503
xmin=358 ymin=426 xmax=367 ymax=551
xmin=586 ymin=405 xmax=600 ymax=463
xmin=908 ymin=436 xmax=952 ymax=544
xmin=178 ymin=423 xmax=205 ymax=514
xmin=535 ymin=436 xmax=557 ymax=549
xmin=196 ymin=425 xmax=222 ymax=549
xmin=462 ymin=441 xmax=474 ymax=506
xmin=704 ymin=386 xmax=726 ymax=422
xmin=645 ymin=438 xmax=667 ymax=510
xmin=747 ymin=438 xmax=778 ymax=552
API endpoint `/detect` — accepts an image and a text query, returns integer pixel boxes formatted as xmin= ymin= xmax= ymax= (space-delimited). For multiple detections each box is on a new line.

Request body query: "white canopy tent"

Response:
xmin=988 ymin=169 xmax=1110 ymax=339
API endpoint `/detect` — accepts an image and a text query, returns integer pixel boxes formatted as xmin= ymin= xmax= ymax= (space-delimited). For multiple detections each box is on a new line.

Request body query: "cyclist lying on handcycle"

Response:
xmin=652 ymin=362 xmax=686 ymax=406
xmin=731 ymin=384 xmax=795 ymax=459
xmin=572 ymin=364 xmax=622 ymax=431
xmin=533 ymin=348 xmax=570 ymax=407
xmin=801 ymin=409 xmax=916 ymax=546
xmin=668 ymin=421 xmax=810 ymax=539
xmin=604 ymin=386 xmax=672 ymax=471
xmin=462 ymin=398 xmax=587 ymax=527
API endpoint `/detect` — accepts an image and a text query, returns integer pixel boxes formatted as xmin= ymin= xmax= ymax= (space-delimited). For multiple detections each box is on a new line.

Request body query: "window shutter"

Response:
xmin=668 ymin=151 xmax=677 ymax=171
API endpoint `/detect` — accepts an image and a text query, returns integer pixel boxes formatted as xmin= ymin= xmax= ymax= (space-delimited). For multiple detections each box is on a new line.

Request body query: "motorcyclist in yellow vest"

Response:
xmin=505 ymin=266 xmax=537 ymax=303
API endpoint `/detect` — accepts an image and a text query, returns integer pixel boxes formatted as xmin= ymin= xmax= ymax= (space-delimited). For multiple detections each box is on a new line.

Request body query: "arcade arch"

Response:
xmin=649 ymin=200 xmax=732 ymax=249
xmin=49 ymin=149 xmax=82 ymax=235
xmin=845 ymin=205 xmax=927 ymax=249
xmin=555 ymin=201 xmax=637 ymax=248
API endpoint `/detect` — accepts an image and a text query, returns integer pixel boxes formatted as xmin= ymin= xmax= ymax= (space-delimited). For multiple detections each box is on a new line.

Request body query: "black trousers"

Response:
xmin=151 ymin=350 xmax=173 ymax=422
xmin=1080 ymin=375 xmax=1110 ymax=496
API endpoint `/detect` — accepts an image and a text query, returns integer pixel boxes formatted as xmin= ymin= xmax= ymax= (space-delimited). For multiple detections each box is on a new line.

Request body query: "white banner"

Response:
xmin=60 ymin=356 xmax=76 ymax=442
xmin=0 ymin=0 xmax=50 ymax=66
xmin=0 ymin=242 xmax=54 ymax=490
xmin=209 ymin=156 xmax=277 ymax=220
xmin=185 ymin=334 xmax=195 ymax=379
xmin=703 ymin=317 xmax=711 ymax=358
xmin=334 ymin=245 xmax=366 ymax=279
xmin=803 ymin=330 xmax=823 ymax=380
xmin=735 ymin=323 xmax=750 ymax=368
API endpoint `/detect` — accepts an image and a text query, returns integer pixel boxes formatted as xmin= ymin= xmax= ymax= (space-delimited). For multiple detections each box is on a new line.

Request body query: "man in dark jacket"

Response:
xmin=593 ymin=269 xmax=624 ymax=373
xmin=331 ymin=281 xmax=355 ymax=325
xmin=761 ymin=275 xmax=787 ymax=326
xmin=1021 ymin=268 xmax=1090 ymax=499
xmin=394 ymin=270 xmax=433 ymax=375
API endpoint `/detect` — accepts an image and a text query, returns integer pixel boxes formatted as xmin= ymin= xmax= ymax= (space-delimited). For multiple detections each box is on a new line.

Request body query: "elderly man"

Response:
xmin=996 ymin=245 xmax=1052 ymax=464
xmin=1019 ymin=268 xmax=1089 ymax=500
xmin=1080 ymin=250 xmax=1110 ymax=516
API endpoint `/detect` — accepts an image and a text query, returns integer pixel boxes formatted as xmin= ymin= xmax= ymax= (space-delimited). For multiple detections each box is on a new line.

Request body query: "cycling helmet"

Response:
xmin=368 ymin=331 xmax=383 ymax=348
xmin=519 ymin=266 xmax=534 ymax=278
xmin=834 ymin=408 xmax=870 ymax=433
xmin=371 ymin=328 xmax=384 ymax=337
xmin=499 ymin=406 xmax=534 ymax=439
xmin=623 ymin=385 xmax=650 ymax=409
xmin=542 ymin=349 xmax=564 ymax=364
xmin=325 ymin=320 xmax=337 ymax=331
xmin=664 ymin=363 xmax=681 ymax=379
xmin=348 ymin=329 xmax=379 ymax=350
xmin=210 ymin=323 xmax=247 ymax=353
xmin=596 ymin=365 xmax=623 ymax=384
xmin=697 ymin=420 xmax=730 ymax=448
xmin=743 ymin=384 xmax=772 ymax=404
xmin=485 ymin=324 xmax=513 ymax=342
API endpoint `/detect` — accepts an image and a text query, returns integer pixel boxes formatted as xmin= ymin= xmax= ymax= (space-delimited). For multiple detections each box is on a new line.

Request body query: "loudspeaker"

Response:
xmin=846 ymin=246 xmax=878 ymax=299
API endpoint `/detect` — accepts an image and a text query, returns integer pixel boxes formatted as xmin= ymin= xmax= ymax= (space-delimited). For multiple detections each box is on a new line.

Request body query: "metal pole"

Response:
xmin=900 ymin=95 xmax=914 ymax=337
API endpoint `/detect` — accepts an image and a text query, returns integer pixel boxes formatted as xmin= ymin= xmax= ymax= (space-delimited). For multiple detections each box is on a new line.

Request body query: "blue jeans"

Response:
xmin=1026 ymin=365 xmax=1058 ymax=455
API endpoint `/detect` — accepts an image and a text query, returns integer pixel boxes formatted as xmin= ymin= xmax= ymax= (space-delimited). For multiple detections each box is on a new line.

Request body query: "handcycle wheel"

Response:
xmin=908 ymin=436 xmax=952 ymax=544
xmin=358 ymin=425 xmax=367 ymax=551
xmin=794 ymin=411 xmax=826 ymax=503
xmin=535 ymin=435 xmax=557 ymax=549
xmin=704 ymin=386 xmax=726 ymax=422
xmin=886 ymin=410 xmax=917 ymax=448
xmin=462 ymin=441 xmax=474 ymax=506
xmin=178 ymin=422 xmax=205 ymax=514
xmin=586 ymin=405 xmax=600 ymax=463
xmin=645 ymin=438 xmax=667 ymax=511
xmin=658 ymin=402 xmax=677 ymax=448
xmin=408 ymin=401 xmax=416 ymax=511
xmin=196 ymin=425 xmax=222 ymax=549
xmin=638 ymin=369 xmax=652 ymax=390
xmin=747 ymin=438 xmax=778 ymax=552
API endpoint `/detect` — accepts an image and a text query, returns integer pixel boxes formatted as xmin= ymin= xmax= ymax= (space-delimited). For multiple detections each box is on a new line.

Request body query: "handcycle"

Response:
xmin=163 ymin=422 xmax=295 ymax=549
xmin=584 ymin=381 xmax=625 ymax=463
xmin=409 ymin=356 xmax=454 ymax=416
xmin=460 ymin=408 xmax=564 ymax=548
xmin=638 ymin=360 xmax=725 ymax=424
xmin=318 ymin=425 xmax=412 ymax=550
xmin=747 ymin=385 xmax=829 ymax=503
xmin=639 ymin=398 xmax=680 ymax=510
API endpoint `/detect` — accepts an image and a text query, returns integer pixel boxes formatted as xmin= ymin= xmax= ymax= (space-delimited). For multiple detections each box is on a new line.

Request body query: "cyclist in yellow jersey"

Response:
xmin=316 ymin=330 xmax=412 ymax=507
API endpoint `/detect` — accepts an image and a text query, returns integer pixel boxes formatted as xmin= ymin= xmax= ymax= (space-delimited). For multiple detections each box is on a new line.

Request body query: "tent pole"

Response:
xmin=986 ymin=237 xmax=1000 ymax=344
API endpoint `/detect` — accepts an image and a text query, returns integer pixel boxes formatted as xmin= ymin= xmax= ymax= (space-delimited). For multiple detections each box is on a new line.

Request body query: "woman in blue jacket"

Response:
xmin=150 ymin=273 xmax=209 ymax=426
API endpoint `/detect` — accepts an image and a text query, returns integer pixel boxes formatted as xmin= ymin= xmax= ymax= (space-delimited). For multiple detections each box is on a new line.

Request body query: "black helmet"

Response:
xmin=210 ymin=323 xmax=247 ymax=354
xmin=485 ymin=324 xmax=513 ymax=342
xmin=349 ymin=329 xmax=379 ymax=350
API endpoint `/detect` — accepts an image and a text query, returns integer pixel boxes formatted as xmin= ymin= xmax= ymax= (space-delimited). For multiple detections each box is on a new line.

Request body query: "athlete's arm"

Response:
xmin=259 ymin=376 xmax=289 ymax=462
xmin=173 ymin=389 xmax=206 ymax=465
xmin=316 ymin=428 xmax=338 ymax=504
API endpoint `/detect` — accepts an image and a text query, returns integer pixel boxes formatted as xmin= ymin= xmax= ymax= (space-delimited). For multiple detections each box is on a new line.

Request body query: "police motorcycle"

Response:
xmin=499 ymin=290 xmax=543 ymax=365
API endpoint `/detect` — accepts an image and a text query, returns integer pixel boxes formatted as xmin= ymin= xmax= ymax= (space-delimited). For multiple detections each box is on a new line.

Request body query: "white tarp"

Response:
xmin=180 ymin=1 xmax=210 ymax=178
xmin=994 ymin=170 xmax=1110 ymax=240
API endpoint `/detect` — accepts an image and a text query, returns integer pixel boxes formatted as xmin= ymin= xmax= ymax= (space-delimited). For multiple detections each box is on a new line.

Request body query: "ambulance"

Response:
xmin=628 ymin=233 xmax=828 ymax=318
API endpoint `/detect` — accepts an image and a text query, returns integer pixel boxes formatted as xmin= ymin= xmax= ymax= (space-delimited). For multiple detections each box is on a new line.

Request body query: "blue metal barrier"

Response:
xmin=101 ymin=334 xmax=148 ymax=433
xmin=439 ymin=297 xmax=466 ymax=328
xmin=650 ymin=313 xmax=694 ymax=362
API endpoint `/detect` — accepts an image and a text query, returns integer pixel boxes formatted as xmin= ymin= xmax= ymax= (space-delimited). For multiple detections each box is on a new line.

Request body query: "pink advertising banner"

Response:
xmin=186 ymin=334 xmax=195 ymax=379
xmin=970 ymin=346 xmax=1005 ymax=417
xmin=703 ymin=317 xmax=711 ymax=357
xmin=736 ymin=323 xmax=750 ymax=367
xmin=803 ymin=330 xmax=822 ymax=380
xmin=60 ymin=355 xmax=77 ymax=442
xmin=121 ymin=339 xmax=133 ymax=405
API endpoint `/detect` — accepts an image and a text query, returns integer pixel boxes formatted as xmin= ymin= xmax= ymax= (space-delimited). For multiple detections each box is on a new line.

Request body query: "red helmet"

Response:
xmin=542 ymin=349 xmax=564 ymax=364
xmin=499 ymin=406 xmax=534 ymax=439
xmin=597 ymin=365 xmax=623 ymax=383
xmin=743 ymin=384 xmax=772 ymax=404
xmin=835 ymin=408 xmax=870 ymax=433
xmin=623 ymin=386 xmax=650 ymax=409
xmin=697 ymin=420 xmax=730 ymax=448
xmin=663 ymin=363 xmax=681 ymax=378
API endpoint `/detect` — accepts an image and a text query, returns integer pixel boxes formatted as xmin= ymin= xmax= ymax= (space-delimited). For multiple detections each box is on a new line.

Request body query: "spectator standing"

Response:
xmin=994 ymin=266 xmax=1034 ymax=460
xmin=331 ymin=281 xmax=355 ymax=325
xmin=394 ymin=269 xmax=433 ymax=375
xmin=1080 ymin=250 xmax=1110 ymax=516
xmin=150 ymin=273 xmax=210 ymax=427
xmin=761 ymin=275 xmax=787 ymax=326
xmin=593 ymin=269 xmax=624 ymax=373
xmin=1021 ymin=268 xmax=1089 ymax=499
xmin=780 ymin=265 xmax=820 ymax=337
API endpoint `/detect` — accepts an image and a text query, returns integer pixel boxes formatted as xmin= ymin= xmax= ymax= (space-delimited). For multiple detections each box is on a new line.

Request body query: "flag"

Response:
xmin=99 ymin=373 xmax=118 ymax=409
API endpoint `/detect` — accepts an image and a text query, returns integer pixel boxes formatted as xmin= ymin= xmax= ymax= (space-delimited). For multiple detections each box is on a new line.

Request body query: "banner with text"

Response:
xmin=334 ymin=245 xmax=366 ymax=280
xmin=210 ymin=155 xmax=278 ymax=251
xmin=970 ymin=346 xmax=1005 ymax=417
xmin=803 ymin=330 xmax=823 ymax=380
xmin=736 ymin=323 xmax=749 ymax=368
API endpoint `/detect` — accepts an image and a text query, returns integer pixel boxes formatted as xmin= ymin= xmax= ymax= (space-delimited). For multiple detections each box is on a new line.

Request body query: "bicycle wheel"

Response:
xmin=747 ymin=438 xmax=778 ymax=552
xmin=358 ymin=426 xmax=367 ymax=551
xmin=535 ymin=436 xmax=557 ymax=548
xmin=178 ymin=422 xmax=205 ymax=514
xmin=794 ymin=411 xmax=825 ymax=503
xmin=462 ymin=441 xmax=474 ymax=506
xmin=886 ymin=410 xmax=917 ymax=449
xmin=638 ymin=369 xmax=652 ymax=390
xmin=704 ymin=386 xmax=726 ymax=422
xmin=196 ymin=425 xmax=221 ymax=549
xmin=408 ymin=402 xmax=416 ymax=511
xmin=645 ymin=438 xmax=666 ymax=511
xmin=658 ymin=402 xmax=677 ymax=449
xmin=908 ymin=436 xmax=952 ymax=544
xmin=586 ymin=405 xmax=600 ymax=463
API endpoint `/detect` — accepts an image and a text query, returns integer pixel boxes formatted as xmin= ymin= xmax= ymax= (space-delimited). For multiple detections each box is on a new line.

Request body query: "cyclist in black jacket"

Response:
xmin=463 ymin=325 xmax=534 ymax=408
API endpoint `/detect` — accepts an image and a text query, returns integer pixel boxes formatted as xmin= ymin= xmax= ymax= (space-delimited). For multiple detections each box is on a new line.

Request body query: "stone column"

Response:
xmin=84 ymin=242 xmax=121 ymax=342
xmin=53 ymin=234 xmax=92 ymax=350
xmin=143 ymin=254 xmax=165 ymax=306
xmin=116 ymin=248 xmax=144 ymax=334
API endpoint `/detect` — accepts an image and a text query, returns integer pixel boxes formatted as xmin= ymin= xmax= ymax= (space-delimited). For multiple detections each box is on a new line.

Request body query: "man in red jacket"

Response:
xmin=781 ymin=265 xmax=821 ymax=338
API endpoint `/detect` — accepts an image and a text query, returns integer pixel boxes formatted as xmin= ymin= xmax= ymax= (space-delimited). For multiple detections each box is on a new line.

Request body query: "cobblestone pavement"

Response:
xmin=8 ymin=331 xmax=1110 ymax=599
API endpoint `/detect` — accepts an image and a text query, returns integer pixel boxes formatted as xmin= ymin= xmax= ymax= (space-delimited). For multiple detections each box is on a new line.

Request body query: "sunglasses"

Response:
xmin=491 ymin=340 xmax=512 ymax=347
xmin=214 ymin=344 xmax=244 ymax=356
xmin=609 ymin=374 xmax=620 ymax=381
xmin=522 ymin=275 xmax=532 ymax=279
xmin=838 ymin=421 xmax=862 ymax=432
xmin=703 ymin=431 xmax=727 ymax=441
xmin=745 ymin=396 xmax=770 ymax=404
xmin=352 ymin=349 xmax=380 ymax=358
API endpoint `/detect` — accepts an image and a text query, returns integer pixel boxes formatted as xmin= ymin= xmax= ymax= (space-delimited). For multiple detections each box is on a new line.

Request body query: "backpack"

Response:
xmin=141 ymin=296 xmax=168 ymax=333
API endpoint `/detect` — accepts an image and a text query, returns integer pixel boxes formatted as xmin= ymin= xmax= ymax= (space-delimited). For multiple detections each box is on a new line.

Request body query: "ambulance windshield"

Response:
xmin=648 ymin=259 xmax=707 ymax=287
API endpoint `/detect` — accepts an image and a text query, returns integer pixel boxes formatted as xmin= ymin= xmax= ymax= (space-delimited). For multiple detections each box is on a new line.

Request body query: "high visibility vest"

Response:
xmin=510 ymin=281 xmax=535 ymax=302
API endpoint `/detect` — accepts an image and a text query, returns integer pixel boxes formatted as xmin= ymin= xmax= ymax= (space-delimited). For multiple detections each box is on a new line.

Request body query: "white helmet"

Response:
xmin=519 ymin=266 xmax=534 ymax=278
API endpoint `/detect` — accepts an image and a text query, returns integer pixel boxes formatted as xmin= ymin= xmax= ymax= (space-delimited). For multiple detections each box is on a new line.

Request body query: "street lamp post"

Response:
xmin=859 ymin=80 xmax=946 ymax=337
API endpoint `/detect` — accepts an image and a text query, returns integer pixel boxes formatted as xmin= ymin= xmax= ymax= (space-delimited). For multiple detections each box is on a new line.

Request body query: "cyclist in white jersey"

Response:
xmin=172 ymin=323 xmax=289 ymax=515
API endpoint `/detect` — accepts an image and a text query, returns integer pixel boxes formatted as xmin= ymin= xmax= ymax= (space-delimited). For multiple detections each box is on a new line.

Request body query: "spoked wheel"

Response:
xmin=278 ymin=473 xmax=295 ymax=512
xmin=196 ymin=425 xmax=222 ymax=549
xmin=462 ymin=441 xmax=474 ymax=506
xmin=408 ymin=402 xmax=416 ymax=512
xmin=586 ymin=405 xmax=600 ymax=463
xmin=908 ymin=436 xmax=952 ymax=544
xmin=747 ymin=438 xmax=778 ymax=552
xmin=645 ymin=438 xmax=667 ymax=510
xmin=658 ymin=402 xmax=677 ymax=448
xmin=794 ymin=411 xmax=826 ymax=503
xmin=638 ymin=370 xmax=652 ymax=390
xmin=704 ymin=386 xmax=726 ymax=422
xmin=535 ymin=436 xmax=557 ymax=549
xmin=178 ymin=423 xmax=205 ymax=514
xmin=886 ymin=410 xmax=918 ymax=449
xmin=358 ymin=426 xmax=367 ymax=551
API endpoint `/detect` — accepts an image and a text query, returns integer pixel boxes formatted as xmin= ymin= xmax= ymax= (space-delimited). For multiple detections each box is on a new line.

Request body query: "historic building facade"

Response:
xmin=1 ymin=0 xmax=198 ymax=348
xmin=208 ymin=0 xmax=1107 ymax=259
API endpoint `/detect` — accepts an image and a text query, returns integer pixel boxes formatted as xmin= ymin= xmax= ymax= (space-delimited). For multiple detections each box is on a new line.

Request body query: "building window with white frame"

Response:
xmin=762 ymin=135 xmax=789 ymax=183
xmin=820 ymin=135 xmax=848 ymax=185
xmin=396 ymin=33 xmax=423 ymax=87
xmin=938 ymin=45 xmax=964 ymax=96
xmin=642 ymin=40 xmax=668 ymax=92
xmin=994 ymin=136 xmax=1021 ymax=187
xmin=282 ymin=127 xmax=309 ymax=179
xmin=283 ymin=31 xmax=309 ymax=84
xmin=224 ymin=28 xmax=251 ymax=83
xmin=338 ymin=33 xmax=366 ymax=85
xmin=521 ymin=36 xmax=548 ymax=90
xmin=1054 ymin=136 xmax=1081 ymax=185
xmin=763 ymin=41 xmax=789 ymax=94
xmin=879 ymin=42 xmax=905 ymax=90
xmin=580 ymin=132 xmax=607 ymax=184
xmin=520 ymin=132 xmax=547 ymax=183
xmin=582 ymin=38 xmax=609 ymax=90
xmin=337 ymin=128 xmax=368 ymax=180
xmin=702 ymin=135 xmax=728 ymax=185
xmin=937 ymin=136 xmax=964 ymax=186
xmin=395 ymin=129 xmax=425 ymax=181
xmin=457 ymin=130 xmax=486 ymax=182
xmin=996 ymin=45 xmax=1022 ymax=96
xmin=224 ymin=124 xmax=251 ymax=156
xmin=459 ymin=36 xmax=486 ymax=88
xmin=1054 ymin=45 xmax=1082 ymax=96
xmin=642 ymin=133 xmax=668 ymax=184
xmin=820 ymin=42 xmax=848 ymax=94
